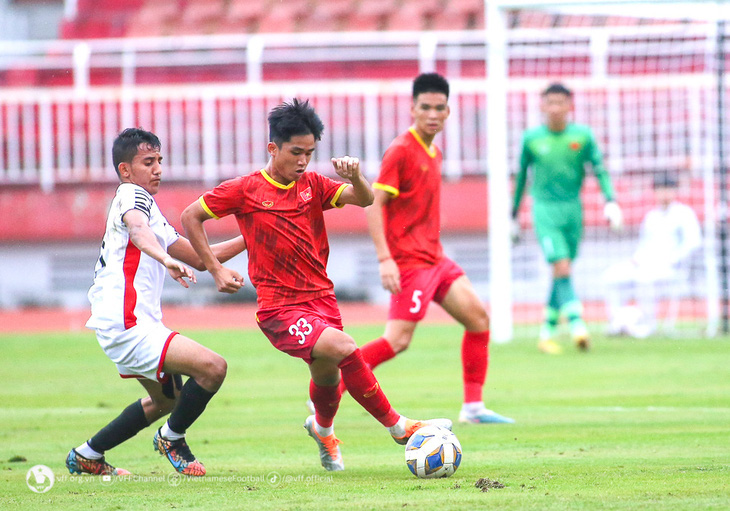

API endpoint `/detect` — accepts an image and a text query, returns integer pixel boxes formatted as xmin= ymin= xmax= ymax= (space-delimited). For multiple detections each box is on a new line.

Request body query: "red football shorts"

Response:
xmin=389 ymin=257 xmax=465 ymax=322
xmin=256 ymin=294 xmax=344 ymax=364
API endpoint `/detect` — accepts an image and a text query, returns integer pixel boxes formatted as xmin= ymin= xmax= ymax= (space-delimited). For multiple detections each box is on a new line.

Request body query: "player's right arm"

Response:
xmin=180 ymin=200 xmax=244 ymax=294
xmin=512 ymin=134 xmax=530 ymax=218
xmin=366 ymin=187 xmax=401 ymax=294
xmin=167 ymin=235 xmax=246 ymax=272
xmin=123 ymin=209 xmax=196 ymax=288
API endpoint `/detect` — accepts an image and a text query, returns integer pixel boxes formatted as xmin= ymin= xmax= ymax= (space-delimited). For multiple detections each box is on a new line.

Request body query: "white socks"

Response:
xmin=76 ymin=442 xmax=103 ymax=460
xmin=160 ymin=421 xmax=185 ymax=441
xmin=314 ymin=419 xmax=334 ymax=438
xmin=387 ymin=416 xmax=408 ymax=438
xmin=462 ymin=401 xmax=486 ymax=415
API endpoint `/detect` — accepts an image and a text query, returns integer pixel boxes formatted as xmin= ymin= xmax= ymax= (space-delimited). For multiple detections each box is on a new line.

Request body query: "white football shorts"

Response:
xmin=93 ymin=322 xmax=178 ymax=383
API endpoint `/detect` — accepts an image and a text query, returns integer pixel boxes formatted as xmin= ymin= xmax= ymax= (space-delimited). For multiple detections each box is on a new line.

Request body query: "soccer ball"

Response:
xmin=405 ymin=425 xmax=462 ymax=478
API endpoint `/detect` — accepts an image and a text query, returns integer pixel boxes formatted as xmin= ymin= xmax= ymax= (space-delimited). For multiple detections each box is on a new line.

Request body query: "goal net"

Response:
xmin=486 ymin=1 xmax=725 ymax=341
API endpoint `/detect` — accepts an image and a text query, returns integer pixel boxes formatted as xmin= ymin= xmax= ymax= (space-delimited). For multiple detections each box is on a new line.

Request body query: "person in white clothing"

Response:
xmin=603 ymin=173 xmax=701 ymax=337
xmin=66 ymin=128 xmax=246 ymax=478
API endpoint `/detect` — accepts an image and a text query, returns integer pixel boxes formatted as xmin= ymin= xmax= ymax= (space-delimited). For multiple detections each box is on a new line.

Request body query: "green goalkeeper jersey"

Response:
xmin=511 ymin=123 xmax=615 ymax=217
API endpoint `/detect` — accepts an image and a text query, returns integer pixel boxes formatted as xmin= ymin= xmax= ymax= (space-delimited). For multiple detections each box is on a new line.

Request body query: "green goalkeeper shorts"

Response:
xmin=533 ymin=200 xmax=583 ymax=263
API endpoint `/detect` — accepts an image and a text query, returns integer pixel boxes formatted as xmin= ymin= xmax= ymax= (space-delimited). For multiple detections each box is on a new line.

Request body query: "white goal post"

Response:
xmin=485 ymin=0 xmax=727 ymax=342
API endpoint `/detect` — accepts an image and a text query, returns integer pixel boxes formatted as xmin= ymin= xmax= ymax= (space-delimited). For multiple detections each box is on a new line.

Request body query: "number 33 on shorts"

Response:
xmin=288 ymin=318 xmax=313 ymax=345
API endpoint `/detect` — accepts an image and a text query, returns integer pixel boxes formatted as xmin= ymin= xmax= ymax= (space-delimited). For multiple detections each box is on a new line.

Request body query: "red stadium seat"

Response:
xmin=125 ymin=1 xmax=182 ymax=37
xmin=257 ymin=0 xmax=310 ymax=33
xmin=298 ymin=0 xmax=354 ymax=33
xmin=556 ymin=14 xmax=595 ymax=27
xmin=178 ymin=0 xmax=227 ymax=35
xmin=352 ymin=0 xmax=395 ymax=32
xmin=221 ymin=0 xmax=268 ymax=33
xmin=606 ymin=16 xmax=641 ymax=26
xmin=430 ymin=10 xmax=471 ymax=31
xmin=430 ymin=0 xmax=483 ymax=31
xmin=387 ymin=0 xmax=443 ymax=31
xmin=62 ymin=0 xmax=144 ymax=38
xmin=511 ymin=9 xmax=555 ymax=29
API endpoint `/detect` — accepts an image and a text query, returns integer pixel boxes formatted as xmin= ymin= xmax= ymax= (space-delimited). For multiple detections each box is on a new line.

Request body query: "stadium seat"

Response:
xmin=511 ymin=10 xmax=556 ymax=28
xmin=62 ymin=0 xmax=144 ymax=39
xmin=257 ymin=0 xmax=310 ymax=34
xmin=297 ymin=0 xmax=354 ymax=33
xmin=387 ymin=0 xmax=443 ymax=31
xmin=352 ymin=0 xmax=395 ymax=32
xmin=555 ymin=14 xmax=595 ymax=27
xmin=430 ymin=0 xmax=483 ymax=31
xmin=429 ymin=12 xmax=467 ymax=31
xmin=222 ymin=0 xmax=267 ymax=33
xmin=125 ymin=1 xmax=182 ymax=38
xmin=606 ymin=16 xmax=642 ymax=26
xmin=178 ymin=0 xmax=227 ymax=35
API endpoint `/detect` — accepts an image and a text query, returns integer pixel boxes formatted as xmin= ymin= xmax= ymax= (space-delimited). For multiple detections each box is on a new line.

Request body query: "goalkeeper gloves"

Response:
xmin=510 ymin=217 xmax=521 ymax=244
xmin=603 ymin=201 xmax=623 ymax=232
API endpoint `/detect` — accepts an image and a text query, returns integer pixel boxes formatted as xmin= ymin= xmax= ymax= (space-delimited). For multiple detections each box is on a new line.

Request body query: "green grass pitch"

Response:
xmin=1 ymin=324 xmax=729 ymax=510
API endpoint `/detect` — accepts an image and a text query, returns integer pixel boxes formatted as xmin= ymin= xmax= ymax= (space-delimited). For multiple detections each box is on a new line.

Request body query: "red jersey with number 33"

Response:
xmin=373 ymin=127 xmax=444 ymax=270
xmin=199 ymin=169 xmax=349 ymax=308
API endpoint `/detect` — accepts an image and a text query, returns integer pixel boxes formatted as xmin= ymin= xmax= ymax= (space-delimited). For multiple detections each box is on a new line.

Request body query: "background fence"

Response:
xmin=0 ymin=9 xmax=725 ymax=339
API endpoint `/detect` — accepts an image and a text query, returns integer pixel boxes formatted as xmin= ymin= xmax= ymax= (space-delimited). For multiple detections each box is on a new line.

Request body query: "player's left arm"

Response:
xmin=167 ymin=235 xmax=246 ymax=272
xmin=587 ymin=131 xmax=616 ymax=203
xmin=331 ymin=156 xmax=374 ymax=207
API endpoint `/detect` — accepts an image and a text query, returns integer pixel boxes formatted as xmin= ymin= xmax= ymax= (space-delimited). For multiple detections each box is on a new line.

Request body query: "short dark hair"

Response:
xmin=268 ymin=98 xmax=324 ymax=147
xmin=542 ymin=83 xmax=573 ymax=98
xmin=653 ymin=172 xmax=679 ymax=189
xmin=413 ymin=72 xmax=449 ymax=100
xmin=112 ymin=128 xmax=161 ymax=178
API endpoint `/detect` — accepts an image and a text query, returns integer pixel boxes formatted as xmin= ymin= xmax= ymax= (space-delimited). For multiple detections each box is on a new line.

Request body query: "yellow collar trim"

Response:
xmin=408 ymin=127 xmax=437 ymax=158
xmin=262 ymin=168 xmax=296 ymax=189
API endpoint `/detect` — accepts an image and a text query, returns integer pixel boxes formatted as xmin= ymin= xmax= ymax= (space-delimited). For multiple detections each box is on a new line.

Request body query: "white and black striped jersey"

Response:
xmin=86 ymin=183 xmax=179 ymax=331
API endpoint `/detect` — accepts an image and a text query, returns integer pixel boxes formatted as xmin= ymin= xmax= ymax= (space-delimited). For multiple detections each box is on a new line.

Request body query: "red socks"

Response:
xmin=362 ymin=337 xmax=397 ymax=368
xmin=309 ymin=380 xmax=341 ymax=428
xmin=338 ymin=337 xmax=396 ymax=395
xmin=338 ymin=349 xmax=400 ymax=427
xmin=462 ymin=330 xmax=490 ymax=403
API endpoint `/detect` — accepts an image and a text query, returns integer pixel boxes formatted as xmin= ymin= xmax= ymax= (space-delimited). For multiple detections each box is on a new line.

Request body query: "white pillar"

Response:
xmin=418 ymin=33 xmax=438 ymax=73
xmin=486 ymin=1 xmax=513 ymax=342
xmin=73 ymin=42 xmax=90 ymax=96
xmin=39 ymin=95 xmax=54 ymax=192
xmin=247 ymin=35 xmax=264 ymax=84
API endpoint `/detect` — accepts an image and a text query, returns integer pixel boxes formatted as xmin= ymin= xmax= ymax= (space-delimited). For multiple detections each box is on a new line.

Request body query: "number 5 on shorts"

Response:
xmin=409 ymin=290 xmax=423 ymax=314
xmin=288 ymin=317 xmax=313 ymax=345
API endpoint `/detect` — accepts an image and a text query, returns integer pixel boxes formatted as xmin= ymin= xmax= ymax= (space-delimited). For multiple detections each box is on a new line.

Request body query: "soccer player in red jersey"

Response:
xmin=181 ymin=99 xmax=451 ymax=472
xmin=357 ymin=73 xmax=513 ymax=424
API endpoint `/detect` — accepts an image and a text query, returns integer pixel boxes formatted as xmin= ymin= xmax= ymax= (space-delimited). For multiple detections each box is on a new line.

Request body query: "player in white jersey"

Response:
xmin=66 ymin=128 xmax=246 ymax=477
xmin=603 ymin=173 xmax=701 ymax=337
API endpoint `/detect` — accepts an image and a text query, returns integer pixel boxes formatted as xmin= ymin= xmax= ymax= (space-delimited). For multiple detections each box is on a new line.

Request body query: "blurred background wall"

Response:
xmin=0 ymin=0 xmax=722 ymax=339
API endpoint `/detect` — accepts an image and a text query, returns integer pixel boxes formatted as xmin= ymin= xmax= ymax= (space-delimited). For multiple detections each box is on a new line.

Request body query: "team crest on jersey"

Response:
xmin=262 ymin=200 xmax=274 ymax=208
xmin=300 ymin=187 xmax=313 ymax=202
xmin=570 ymin=141 xmax=581 ymax=151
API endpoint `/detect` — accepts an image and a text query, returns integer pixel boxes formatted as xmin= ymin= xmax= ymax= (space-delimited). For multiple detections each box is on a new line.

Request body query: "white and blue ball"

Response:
xmin=405 ymin=425 xmax=462 ymax=478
